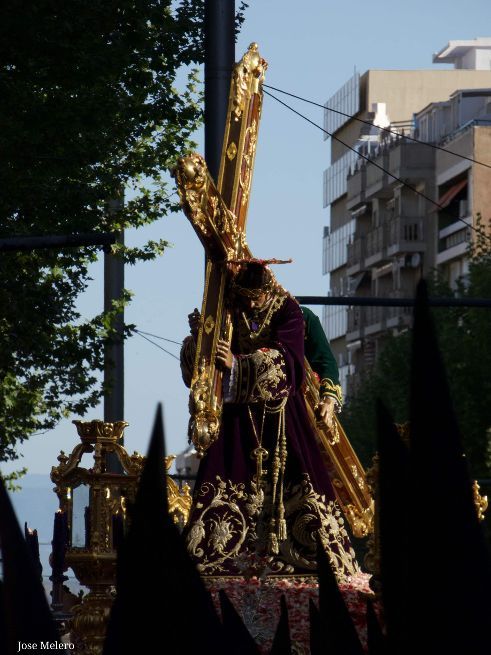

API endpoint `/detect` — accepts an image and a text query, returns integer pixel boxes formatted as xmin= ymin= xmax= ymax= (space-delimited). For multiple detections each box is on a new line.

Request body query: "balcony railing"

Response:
xmin=366 ymin=225 xmax=386 ymax=259
xmin=386 ymin=289 xmax=413 ymax=323
xmin=387 ymin=216 xmax=425 ymax=252
xmin=347 ymin=236 xmax=366 ymax=268
xmin=347 ymin=289 xmax=413 ymax=337
xmin=439 ymin=227 xmax=471 ymax=252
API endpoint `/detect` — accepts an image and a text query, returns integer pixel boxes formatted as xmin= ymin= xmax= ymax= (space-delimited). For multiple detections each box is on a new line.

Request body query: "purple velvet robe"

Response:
xmin=185 ymin=294 xmax=359 ymax=578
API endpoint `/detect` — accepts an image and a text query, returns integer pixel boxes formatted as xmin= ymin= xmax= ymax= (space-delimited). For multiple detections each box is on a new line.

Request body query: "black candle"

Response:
xmin=51 ymin=510 xmax=68 ymax=574
xmin=24 ymin=522 xmax=42 ymax=579
xmin=112 ymin=513 xmax=124 ymax=551
xmin=84 ymin=506 xmax=91 ymax=548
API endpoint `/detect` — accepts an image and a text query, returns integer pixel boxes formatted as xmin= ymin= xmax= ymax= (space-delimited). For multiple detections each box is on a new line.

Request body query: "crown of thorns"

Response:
xmin=228 ymin=258 xmax=292 ymax=299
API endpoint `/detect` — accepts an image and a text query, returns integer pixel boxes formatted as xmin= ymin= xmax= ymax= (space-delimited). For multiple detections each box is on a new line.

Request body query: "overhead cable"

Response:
xmin=264 ymin=89 xmax=490 ymax=243
xmin=263 ymin=83 xmax=491 ymax=170
xmin=134 ymin=329 xmax=180 ymax=361
xmin=134 ymin=329 xmax=182 ymax=346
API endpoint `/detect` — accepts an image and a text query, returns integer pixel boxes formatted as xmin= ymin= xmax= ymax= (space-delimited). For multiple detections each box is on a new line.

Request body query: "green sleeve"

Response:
xmin=301 ymin=306 xmax=343 ymax=405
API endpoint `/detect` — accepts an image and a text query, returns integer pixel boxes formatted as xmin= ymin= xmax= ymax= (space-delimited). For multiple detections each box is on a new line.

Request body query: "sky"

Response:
xmin=2 ymin=0 xmax=491 ymax=478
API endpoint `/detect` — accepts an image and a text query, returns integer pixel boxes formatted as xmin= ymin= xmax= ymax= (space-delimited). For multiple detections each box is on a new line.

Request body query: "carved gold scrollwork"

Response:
xmin=174 ymin=153 xmax=211 ymax=237
xmin=191 ymin=360 xmax=221 ymax=458
xmin=239 ymin=120 xmax=258 ymax=207
xmin=72 ymin=420 xmax=128 ymax=445
xmin=473 ymin=480 xmax=488 ymax=521
xmin=325 ymin=417 xmax=341 ymax=446
xmin=303 ymin=362 xmax=374 ymax=538
xmin=204 ymin=315 xmax=215 ymax=335
xmin=214 ymin=204 xmax=238 ymax=241
xmin=351 ymin=464 xmax=365 ymax=490
xmin=174 ymin=153 xmax=240 ymax=251
xmin=227 ymin=141 xmax=238 ymax=160
xmin=232 ymin=43 xmax=267 ymax=121
xmin=364 ymin=454 xmax=381 ymax=593
xmin=165 ymin=455 xmax=192 ymax=526
xmin=345 ymin=502 xmax=375 ymax=539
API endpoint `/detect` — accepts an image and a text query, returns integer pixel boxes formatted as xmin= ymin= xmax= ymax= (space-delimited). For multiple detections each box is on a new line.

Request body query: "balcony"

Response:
xmin=346 ymin=166 xmax=366 ymax=210
xmin=388 ymin=141 xmax=434 ymax=182
xmin=365 ymin=225 xmax=388 ymax=266
xmin=346 ymin=305 xmax=384 ymax=340
xmin=436 ymin=219 xmax=472 ymax=265
xmin=386 ymin=289 xmax=413 ymax=329
xmin=346 ymin=290 xmax=413 ymax=341
xmin=346 ymin=236 xmax=366 ymax=275
xmin=347 ymin=306 xmax=362 ymax=338
xmin=387 ymin=216 xmax=426 ymax=256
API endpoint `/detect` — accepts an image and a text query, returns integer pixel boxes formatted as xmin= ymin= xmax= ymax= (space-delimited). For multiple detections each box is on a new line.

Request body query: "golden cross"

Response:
xmin=174 ymin=43 xmax=265 ymax=459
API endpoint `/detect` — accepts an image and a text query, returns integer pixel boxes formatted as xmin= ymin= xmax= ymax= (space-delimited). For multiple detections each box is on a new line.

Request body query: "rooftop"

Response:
xmin=433 ymin=37 xmax=491 ymax=66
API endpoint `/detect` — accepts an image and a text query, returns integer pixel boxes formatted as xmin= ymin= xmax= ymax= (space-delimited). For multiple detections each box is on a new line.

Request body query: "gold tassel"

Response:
xmin=268 ymin=531 xmax=279 ymax=555
xmin=276 ymin=406 xmax=288 ymax=543
xmin=278 ymin=518 xmax=287 ymax=541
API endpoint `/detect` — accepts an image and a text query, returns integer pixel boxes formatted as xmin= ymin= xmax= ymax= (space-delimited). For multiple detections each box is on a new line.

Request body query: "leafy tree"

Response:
xmin=0 ymin=0 xmax=247 ymax=483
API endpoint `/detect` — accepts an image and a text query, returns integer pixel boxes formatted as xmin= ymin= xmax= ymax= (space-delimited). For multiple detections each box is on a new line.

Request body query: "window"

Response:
xmin=323 ymin=150 xmax=359 ymax=206
xmin=323 ymin=305 xmax=347 ymax=341
xmin=323 ymin=220 xmax=356 ymax=273
xmin=323 ymin=73 xmax=361 ymax=136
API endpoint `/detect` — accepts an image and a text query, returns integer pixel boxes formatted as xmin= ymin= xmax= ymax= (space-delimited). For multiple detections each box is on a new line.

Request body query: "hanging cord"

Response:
xmin=265 ymin=397 xmax=288 ymax=554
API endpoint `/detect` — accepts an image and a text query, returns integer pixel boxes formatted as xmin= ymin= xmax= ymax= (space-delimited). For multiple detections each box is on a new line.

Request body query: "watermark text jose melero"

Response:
xmin=17 ymin=643 xmax=75 ymax=652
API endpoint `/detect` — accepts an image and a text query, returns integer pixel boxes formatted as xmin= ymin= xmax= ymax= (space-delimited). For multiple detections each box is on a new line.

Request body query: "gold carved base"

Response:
xmin=70 ymin=588 xmax=113 ymax=655
xmin=66 ymin=551 xmax=116 ymax=655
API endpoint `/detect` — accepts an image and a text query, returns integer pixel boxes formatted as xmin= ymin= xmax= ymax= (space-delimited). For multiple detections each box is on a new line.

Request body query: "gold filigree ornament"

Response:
xmin=239 ymin=120 xmax=258 ymax=207
xmin=473 ymin=480 xmax=488 ymax=521
xmin=191 ymin=359 xmax=221 ymax=458
xmin=165 ymin=455 xmax=192 ymax=528
xmin=204 ymin=314 xmax=215 ymax=335
xmin=173 ymin=153 xmax=211 ymax=237
xmin=344 ymin=502 xmax=375 ymax=539
xmin=317 ymin=412 xmax=340 ymax=446
xmin=226 ymin=141 xmax=238 ymax=160
xmin=174 ymin=153 xmax=240 ymax=251
xmin=232 ymin=43 xmax=267 ymax=121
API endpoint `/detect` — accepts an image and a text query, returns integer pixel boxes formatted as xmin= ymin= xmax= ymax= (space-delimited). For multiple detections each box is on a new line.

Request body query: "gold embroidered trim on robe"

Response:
xmin=185 ymin=474 xmax=360 ymax=580
xmin=233 ymin=348 xmax=289 ymax=403
xmin=319 ymin=377 xmax=343 ymax=406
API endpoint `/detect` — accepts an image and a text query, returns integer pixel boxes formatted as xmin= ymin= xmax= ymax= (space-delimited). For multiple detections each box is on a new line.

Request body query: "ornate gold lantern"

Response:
xmin=50 ymin=419 xmax=193 ymax=654
xmin=51 ymin=420 xmax=143 ymax=654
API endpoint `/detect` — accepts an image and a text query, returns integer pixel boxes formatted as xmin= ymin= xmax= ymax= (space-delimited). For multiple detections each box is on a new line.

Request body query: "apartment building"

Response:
xmin=322 ymin=38 xmax=491 ymax=396
xmin=417 ymin=90 xmax=491 ymax=285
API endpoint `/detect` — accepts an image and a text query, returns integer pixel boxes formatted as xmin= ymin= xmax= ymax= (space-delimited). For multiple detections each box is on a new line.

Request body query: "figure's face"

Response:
xmin=238 ymin=292 xmax=269 ymax=312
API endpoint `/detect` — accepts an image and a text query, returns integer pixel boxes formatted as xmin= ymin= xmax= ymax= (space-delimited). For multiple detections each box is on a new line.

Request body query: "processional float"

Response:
xmin=174 ymin=43 xmax=374 ymax=539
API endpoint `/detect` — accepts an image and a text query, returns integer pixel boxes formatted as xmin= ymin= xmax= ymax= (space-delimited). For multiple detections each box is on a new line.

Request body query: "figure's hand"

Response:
xmin=188 ymin=308 xmax=200 ymax=339
xmin=216 ymin=339 xmax=233 ymax=370
xmin=316 ymin=396 xmax=337 ymax=429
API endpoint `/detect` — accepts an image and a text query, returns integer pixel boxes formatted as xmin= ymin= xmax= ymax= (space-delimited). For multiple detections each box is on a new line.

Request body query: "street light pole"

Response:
xmin=204 ymin=0 xmax=235 ymax=183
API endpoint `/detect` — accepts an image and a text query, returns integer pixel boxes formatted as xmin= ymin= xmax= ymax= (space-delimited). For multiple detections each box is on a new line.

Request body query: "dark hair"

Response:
xmin=233 ymin=262 xmax=273 ymax=290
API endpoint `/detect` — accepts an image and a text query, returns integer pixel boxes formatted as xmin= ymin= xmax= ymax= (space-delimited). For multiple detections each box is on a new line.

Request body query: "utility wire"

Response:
xmin=263 ymin=83 xmax=491 ymax=170
xmin=134 ymin=329 xmax=182 ymax=346
xmin=134 ymin=330 xmax=180 ymax=361
xmin=264 ymin=89 xmax=490 ymax=243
